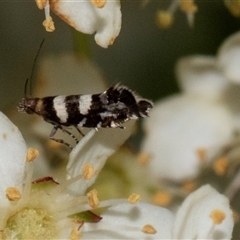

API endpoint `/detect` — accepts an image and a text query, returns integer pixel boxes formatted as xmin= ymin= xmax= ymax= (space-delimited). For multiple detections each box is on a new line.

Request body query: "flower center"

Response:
xmin=3 ymin=207 xmax=57 ymax=239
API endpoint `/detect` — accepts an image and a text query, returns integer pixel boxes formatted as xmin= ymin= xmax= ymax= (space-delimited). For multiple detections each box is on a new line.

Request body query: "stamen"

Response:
xmin=141 ymin=224 xmax=157 ymax=234
xmin=137 ymin=152 xmax=151 ymax=165
xmin=43 ymin=1 xmax=55 ymax=32
xmin=203 ymin=209 xmax=227 ymax=238
xmin=152 ymin=191 xmax=172 ymax=206
xmin=156 ymin=11 xmax=174 ymax=29
xmin=35 ymin=0 xmax=47 ymax=9
xmin=128 ymin=193 xmax=141 ymax=204
xmin=26 ymin=148 xmax=39 ymax=162
xmin=6 ymin=187 xmax=22 ymax=201
xmin=181 ymin=180 xmax=197 ymax=192
xmin=43 ymin=16 xmax=55 ymax=32
xmin=87 ymin=189 xmax=99 ymax=208
xmin=91 ymin=0 xmax=106 ymax=8
xmin=21 ymin=162 xmax=34 ymax=205
xmin=83 ymin=163 xmax=94 ymax=180
xmin=196 ymin=147 xmax=207 ymax=163
xmin=213 ymin=157 xmax=228 ymax=176
xmin=70 ymin=228 xmax=82 ymax=240
xmin=180 ymin=0 xmax=198 ymax=14
xmin=210 ymin=209 xmax=226 ymax=224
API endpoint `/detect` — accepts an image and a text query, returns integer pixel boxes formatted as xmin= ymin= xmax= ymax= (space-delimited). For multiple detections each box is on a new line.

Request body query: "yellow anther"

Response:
xmin=156 ymin=11 xmax=174 ymax=29
xmin=26 ymin=148 xmax=39 ymax=162
xmin=6 ymin=187 xmax=22 ymax=201
xmin=35 ymin=0 xmax=47 ymax=9
xmin=128 ymin=193 xmax=141 ymax=204
xmin=152 ymin=191 xmax=172 ymax=206
xmin=91 ymin=0 xmax=106 ymax=8
xmin=87 ymin=189 xmax=99 ymax=208
xmin=138 ymin=152 xmax=151 ymax=165
xmin=210 ymin=209 xmax=226 ymax=224
xmin=83 ymin=164 xmax=94 ymax=180
xmin=213 ymin=157 xmax=228 ymax=176
xmin=142 ymin=224 xmax=157 ymax=234
xmin=43 ymin=16 xmax=55 ymax=32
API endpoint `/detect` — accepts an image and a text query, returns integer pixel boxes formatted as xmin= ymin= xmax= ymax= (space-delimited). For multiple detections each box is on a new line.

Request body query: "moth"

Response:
xmin=18 ymin=41 xmax=153 ymax=148
xmin=18 ymin=84 xmax=153 ymax=148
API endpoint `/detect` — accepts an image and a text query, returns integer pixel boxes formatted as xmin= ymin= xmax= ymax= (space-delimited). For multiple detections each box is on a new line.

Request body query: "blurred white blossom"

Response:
xmin=141 ymin=31 xmax=240 ymax=182
xmin=37 ymin=0 xmax=122 ymax=48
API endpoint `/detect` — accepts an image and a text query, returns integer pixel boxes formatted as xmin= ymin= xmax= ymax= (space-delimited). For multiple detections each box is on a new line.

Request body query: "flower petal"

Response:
xmin=176 ymin=55 xmax=228 ymax=100
xmin=81 ymin=202 xmax=174 ymax=239
xmin=173 ymin=185 xmax=234 ymax=239
xmin=49 ymin=0 xmax=121 ymax=48
xmin=0 ymin=112 xmax=27 ymax=203
xmin=67 ymin=121 xmax=135 ymax=195
xmin=218 ymin=31 xmax=240 ymax=84
xmin=141 ymin=95 xmax=234 ymax=181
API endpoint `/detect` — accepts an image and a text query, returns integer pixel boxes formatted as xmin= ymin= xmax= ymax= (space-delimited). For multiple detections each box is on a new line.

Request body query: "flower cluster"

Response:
xmin=0 ymin=111 xmax=234 ymax=239
xmin=141 ymin=31 xmax=240 ymax=183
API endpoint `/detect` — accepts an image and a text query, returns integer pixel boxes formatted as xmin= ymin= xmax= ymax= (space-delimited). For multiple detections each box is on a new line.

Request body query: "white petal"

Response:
xmin=142 ymin=95 xmax=234 ymax=181
xmin=67 ymin=121 xmax=135 ymax=195
xmin=0 ymin=112 xmax=27 ymax=202
xmin=81 ymin=202 xmax=174 ymax=239
xmin=218 ymin=31 xmax=240 ymax=84
xmin=176 ymin=55 xmax=228 ymax=100
xmin=173 ymin=185 xmax=234 ymax=239
xmin=50 ymin=0 xmax=121 ymax=48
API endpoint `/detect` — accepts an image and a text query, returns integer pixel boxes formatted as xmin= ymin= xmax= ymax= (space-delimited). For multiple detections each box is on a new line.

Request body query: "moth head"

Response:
xmin=18 ymin=98 xmax=38 ymax=114
xmin=137 ymin=100 xmax=153 ymax=117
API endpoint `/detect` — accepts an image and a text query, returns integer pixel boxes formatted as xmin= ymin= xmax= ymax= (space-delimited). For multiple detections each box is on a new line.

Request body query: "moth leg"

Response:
xmin=49 ymin=125 xmax=73 ymax=149
xmin=59 ymin=126 xmax=79 ymax=144
xmin=74 ymin=126 xmax=85 ymax=137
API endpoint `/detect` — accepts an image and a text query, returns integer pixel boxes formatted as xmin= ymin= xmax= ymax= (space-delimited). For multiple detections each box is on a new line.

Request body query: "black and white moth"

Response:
xmin=18 ymin=84 xmax=153 ymax=148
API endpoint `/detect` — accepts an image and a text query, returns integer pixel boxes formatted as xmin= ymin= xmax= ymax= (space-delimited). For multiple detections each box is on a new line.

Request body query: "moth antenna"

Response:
xmin=26 ymin=38 xmax=45 ymax=97
xmin=24 ymin=78 xmax=29 ymax=98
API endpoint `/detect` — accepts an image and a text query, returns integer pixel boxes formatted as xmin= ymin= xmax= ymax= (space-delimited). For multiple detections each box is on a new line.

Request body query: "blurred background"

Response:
xmin=1 ymin=1 xmax=240 ymax=111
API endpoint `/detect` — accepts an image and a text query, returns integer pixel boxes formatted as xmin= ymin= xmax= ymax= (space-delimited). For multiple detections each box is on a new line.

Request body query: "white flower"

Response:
xmin=36 ymin=0 xmax=122 ymax=48
xmin=141 ymin=32 xmax=240 ymax=182
xmin=141 ymin=55 xmax=234 ymax=181
xmin=142 ymin=93 xmax=234 ymax=181
xmin=80 ymin=185 xmax=234 ymax=239
xmin=0 ymin=111 xmax=135 ymax=238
